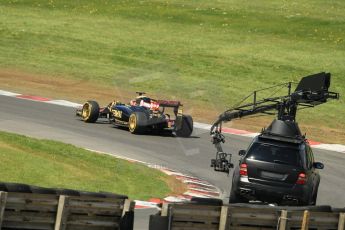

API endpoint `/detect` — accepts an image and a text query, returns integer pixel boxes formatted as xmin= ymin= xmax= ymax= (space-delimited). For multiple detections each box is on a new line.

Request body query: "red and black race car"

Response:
xmin=76 ymin=92 xmax=193 ymax=137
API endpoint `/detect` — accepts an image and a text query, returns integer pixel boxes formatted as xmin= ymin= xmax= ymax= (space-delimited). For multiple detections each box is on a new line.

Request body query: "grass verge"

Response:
xmin=0 ymin=130 xmax=185 ymax=200
xmin=0 ymin=0 xmax=344 ymax=143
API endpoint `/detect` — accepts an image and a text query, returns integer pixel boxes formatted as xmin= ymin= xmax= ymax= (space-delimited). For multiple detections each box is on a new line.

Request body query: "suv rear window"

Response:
xmin=246 ymin=142 xmax=302 ymax=167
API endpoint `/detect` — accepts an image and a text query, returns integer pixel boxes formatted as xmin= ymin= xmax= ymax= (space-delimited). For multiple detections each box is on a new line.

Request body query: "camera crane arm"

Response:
xmin=210 ymin=72 xmax=339 ymax=173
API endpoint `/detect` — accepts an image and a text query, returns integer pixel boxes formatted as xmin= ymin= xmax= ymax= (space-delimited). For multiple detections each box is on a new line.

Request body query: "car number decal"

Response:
xmin=113 ymin=110 xmax=122 ymax=118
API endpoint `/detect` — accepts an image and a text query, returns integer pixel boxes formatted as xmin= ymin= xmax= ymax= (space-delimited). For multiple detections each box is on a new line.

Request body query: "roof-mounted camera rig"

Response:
xmin=210 ymin=72 xmax=339 ymax=174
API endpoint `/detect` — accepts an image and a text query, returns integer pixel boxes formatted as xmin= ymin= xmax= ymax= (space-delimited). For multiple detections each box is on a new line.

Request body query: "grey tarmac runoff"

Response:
xmin=0 ymin=95 xmax=345 ymax=229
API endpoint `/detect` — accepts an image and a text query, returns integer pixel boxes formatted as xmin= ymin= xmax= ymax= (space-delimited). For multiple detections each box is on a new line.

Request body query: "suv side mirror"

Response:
xmin=238 ymin=150 xmax=246 ymax=156
xmin=313 ymin=162 xmax=324 ymax=169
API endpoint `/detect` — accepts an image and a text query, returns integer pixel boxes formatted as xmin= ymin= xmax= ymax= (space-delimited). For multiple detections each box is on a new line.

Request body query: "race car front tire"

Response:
xmin=176 ymin=115 xmax=193 ymax=137
xmin=128 ymin=112 xmax=148 ymax=134
xmin=82 ymin=100 xmax=99 ymax=123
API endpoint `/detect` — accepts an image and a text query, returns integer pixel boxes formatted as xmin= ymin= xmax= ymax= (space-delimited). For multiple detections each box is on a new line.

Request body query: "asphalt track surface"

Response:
xmin=1 ymin=95 xmax=345 ymax=229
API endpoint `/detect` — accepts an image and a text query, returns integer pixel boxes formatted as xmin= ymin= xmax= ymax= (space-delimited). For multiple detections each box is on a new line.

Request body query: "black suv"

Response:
xmin=229 ymin=120 xmax=324 ymax=206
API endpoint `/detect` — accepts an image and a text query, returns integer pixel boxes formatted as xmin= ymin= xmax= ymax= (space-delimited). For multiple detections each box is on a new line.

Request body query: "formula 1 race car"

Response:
xmin=76 ymin=92 xmax=193 ymax=137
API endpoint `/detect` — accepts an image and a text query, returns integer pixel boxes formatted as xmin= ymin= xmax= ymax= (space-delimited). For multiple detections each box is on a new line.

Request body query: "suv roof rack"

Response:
xmin=259 ymin=119 xmax=305 ymax=144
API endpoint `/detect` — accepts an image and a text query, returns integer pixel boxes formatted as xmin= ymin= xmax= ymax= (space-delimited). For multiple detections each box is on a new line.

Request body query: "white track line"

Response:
xmin=47 ymin=100 xmax=82 ymax=108
xmin=0 ymin=90 xmax=20 ymax=97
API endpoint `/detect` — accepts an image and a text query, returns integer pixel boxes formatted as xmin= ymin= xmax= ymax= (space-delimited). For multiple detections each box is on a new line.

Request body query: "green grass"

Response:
xmin=0 ymin=0 xmax=344 ymax=130
xmin=0 ymin=131 xmax=171 ymax=200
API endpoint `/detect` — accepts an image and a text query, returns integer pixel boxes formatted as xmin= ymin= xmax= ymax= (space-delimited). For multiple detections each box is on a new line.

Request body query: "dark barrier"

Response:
xmin=150 ymin=198 xmax=345 ymax=230
xmin=0 ymin=182 xmax=134 ymax=230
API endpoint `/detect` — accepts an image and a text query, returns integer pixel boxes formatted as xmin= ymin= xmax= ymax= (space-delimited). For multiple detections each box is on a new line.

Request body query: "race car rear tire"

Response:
xmin=128 ymin=112 xmax=148 ymax=134
xmin=176 ymin=115 xmax=193 ymax=137
xmin=82 ymin=100 xmax=99 ymax=123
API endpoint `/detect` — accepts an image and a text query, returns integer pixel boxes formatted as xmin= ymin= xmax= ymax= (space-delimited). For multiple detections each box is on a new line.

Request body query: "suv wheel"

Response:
xmin=311 ymin=186 xmax=319 ymax=205
xmin=301 ymin=192 xmax=315 ymax=206
xmin=229 ymin=189 xmax=248 ymax=204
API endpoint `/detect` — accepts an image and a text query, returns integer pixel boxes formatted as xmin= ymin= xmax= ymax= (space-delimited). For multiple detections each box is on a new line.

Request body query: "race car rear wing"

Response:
xmin=156 ymin=100 xmax=184 ymax=128
xmin=156 ymin=100 xmax=182 ymax=108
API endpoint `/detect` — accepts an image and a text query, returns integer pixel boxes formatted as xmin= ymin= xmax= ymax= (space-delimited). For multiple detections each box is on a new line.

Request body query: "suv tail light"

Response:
xmin=239 ymin=163 xmax=248 ymax=176
xmin=296 ymin=173 xmax=307 ymax=185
